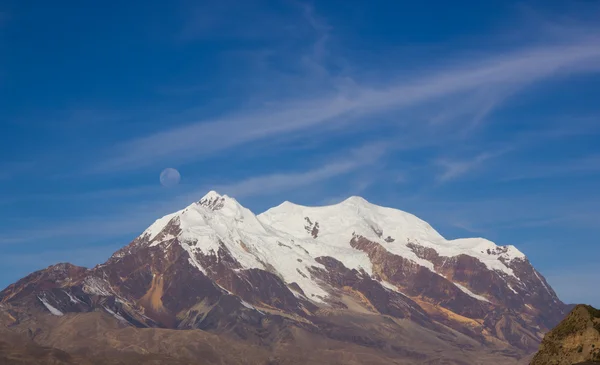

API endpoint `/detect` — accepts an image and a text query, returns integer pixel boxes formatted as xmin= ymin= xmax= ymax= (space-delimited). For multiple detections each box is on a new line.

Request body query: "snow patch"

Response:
xmin=453 ymin=283 xmax=491 ymax=303
xmin=380 ymin=280 xmax=410 ymax=298
xmin=38 ymin=296 xmax=63 ymax=316
xmin=240 ymin=300 xmax=254 ymax=309
xmin=380 ymin=280 xmax=400 ymax=293
xmin=82 ymin=276 xmax=113 ymax=296
xmin=216 ymin=283 xmax=233 ymax=295
xmin=63 ymin=290 xmax=84 ymax=304
xmin=103 ymin=306 xmax=128 ymax=323
xmin=533 ymin=270 xmax=552 ymax=295
xmin=239 ymin=299 xmax=265 ymax=315
xmin=149 ymin=234 xmax=176 ymax=248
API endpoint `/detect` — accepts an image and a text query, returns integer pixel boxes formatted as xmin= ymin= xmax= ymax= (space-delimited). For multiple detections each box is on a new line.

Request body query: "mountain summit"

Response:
xmin=0 ymin=192 xmax=572 ymax=363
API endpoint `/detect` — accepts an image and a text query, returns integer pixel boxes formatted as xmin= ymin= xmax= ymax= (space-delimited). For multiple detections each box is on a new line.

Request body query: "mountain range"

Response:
xmin=0 ymin=192 xmax=574 ymax=364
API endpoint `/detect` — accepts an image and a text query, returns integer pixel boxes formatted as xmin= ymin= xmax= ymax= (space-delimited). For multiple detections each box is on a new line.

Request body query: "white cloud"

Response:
xmin=201 ymin=142 xmax=389 ymax=198
xmin=215 ymin=161 xmax=356 ymax=198
xmin=435 ymin=149 xmax=509 ymax=182
xmin=91 ymin=37 xmax=600 ymax=173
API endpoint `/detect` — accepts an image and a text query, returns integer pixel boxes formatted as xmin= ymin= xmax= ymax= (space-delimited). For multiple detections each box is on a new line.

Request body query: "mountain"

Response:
xmin=530 ymin=304 xmax=600 ymax=365
xmin=0 ymin=192 xmax=572 ymax=364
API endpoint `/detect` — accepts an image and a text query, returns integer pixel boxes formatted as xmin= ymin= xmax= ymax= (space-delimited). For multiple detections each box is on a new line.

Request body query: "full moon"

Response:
xmin=160 ymin=168 xmax=181 ymax=187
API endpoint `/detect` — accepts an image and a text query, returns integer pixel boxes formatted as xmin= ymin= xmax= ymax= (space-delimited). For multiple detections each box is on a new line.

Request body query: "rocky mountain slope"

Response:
xmin=0 ymin=192 xmax=573 ymax=363
xmin=530 ymin=304 xmax=600 ymax=365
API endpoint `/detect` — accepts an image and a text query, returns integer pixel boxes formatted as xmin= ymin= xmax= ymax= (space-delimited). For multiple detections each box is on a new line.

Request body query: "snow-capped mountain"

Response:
xmin=0 ymin=191 xmax=571 ymax=360
xmin=133 ymin=192 xmax=528 ymax=298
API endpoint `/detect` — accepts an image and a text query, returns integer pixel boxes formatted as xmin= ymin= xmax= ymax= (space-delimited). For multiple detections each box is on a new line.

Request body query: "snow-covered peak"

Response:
xmin=198 ymin=190 xmax=228 ymax=210
xmin=138 ymin=191 xmax=259 ymax=247
xmin=197 ymin=190 xmax=252 ymax=216
xmin=201 ymin=190 xmax=222 ymax=201
xmin=260 ymin=196 xmax=445 ymax=245
xmin=341 ymin=195 xmax=371 ymax=205
xmin=259 ymin=196 xmax=527 ymax=277
xmin=131 ymin=192 xmax=530 ymax=301
xmin=144 ymin=194 xmax=263 ymax=243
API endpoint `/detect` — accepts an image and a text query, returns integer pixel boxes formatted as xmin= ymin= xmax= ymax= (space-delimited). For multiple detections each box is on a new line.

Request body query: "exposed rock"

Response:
xmin=530 ymin=304 xmax=600 ymax=365
xmin=304 ymin=217 xmax=320 ymax=238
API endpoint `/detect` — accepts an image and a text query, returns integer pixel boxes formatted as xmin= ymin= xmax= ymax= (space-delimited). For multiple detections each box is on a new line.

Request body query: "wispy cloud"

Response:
xmin=215 ymin=161 xmax=358 ymax=198
xmin=435 ymin=149 xmax=510 ymax=182
xmin=90 ymin=37 xmax=600 ymax=173
xmin=201 ymin=142 xmax=388 ymax=198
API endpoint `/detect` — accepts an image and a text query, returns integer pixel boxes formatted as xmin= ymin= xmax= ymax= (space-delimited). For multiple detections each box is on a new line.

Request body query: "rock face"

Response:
xmin=530 ymin=305 xmax=600 ymax=365
xmin=0 ymin=191 xmax=574 ymax=363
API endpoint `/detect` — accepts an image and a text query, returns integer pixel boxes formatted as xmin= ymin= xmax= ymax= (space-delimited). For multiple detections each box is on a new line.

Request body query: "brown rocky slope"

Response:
xmin=530 ymin=305 xmax=600 ymax=365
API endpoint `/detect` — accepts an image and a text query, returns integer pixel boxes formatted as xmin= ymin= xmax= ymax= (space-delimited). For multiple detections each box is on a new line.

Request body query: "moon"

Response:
xmin=160 ymin=168 xmax=181 ymax=187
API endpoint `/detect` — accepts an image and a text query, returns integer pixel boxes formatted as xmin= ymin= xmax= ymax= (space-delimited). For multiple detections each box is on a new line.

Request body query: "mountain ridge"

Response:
xmin=0 ymin=191 xmax=573 ymax=363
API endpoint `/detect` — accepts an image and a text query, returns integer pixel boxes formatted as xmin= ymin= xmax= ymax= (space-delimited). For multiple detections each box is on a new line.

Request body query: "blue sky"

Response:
xmin=1 ymin=0 xmax=600 ymax=306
